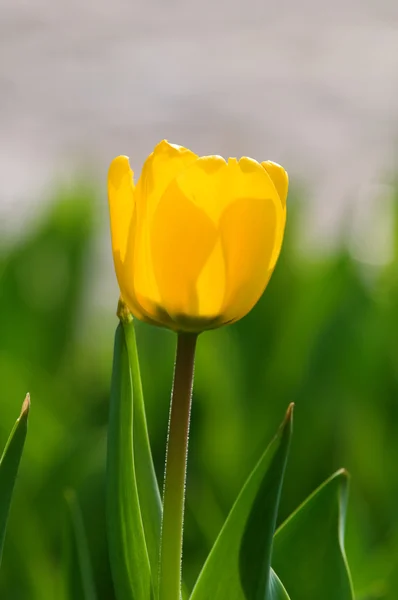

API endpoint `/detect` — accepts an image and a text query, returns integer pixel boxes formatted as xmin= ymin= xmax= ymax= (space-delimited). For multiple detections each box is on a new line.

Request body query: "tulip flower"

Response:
xmin=108 ymin=140 xmax=288 ymax=333
xmin=107 ymin=140 xmax=288 ymax=600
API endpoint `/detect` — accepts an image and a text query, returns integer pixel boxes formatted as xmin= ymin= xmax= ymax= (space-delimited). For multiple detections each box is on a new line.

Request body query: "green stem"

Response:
xmin=158 ymin=333 xmax=198 ymax=600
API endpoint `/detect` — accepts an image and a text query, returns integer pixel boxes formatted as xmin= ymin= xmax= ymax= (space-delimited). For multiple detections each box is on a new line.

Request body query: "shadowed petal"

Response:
xmin=151 ymin=179 xmax=218 ymax=323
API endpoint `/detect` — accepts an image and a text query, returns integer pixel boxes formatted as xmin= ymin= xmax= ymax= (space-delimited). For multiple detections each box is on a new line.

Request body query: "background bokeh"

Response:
xmin=1 ymin=2 xmax=398 ymax=599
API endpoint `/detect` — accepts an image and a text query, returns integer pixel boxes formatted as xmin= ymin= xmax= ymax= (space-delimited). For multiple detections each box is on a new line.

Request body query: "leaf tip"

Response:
xmin=20 ymin=393 xmax=31 ymax=418
xmin=337 ymin=467 xmax=350 ymax=477
xmin=335 ymin=468 xmax=351 ymax=486
xmin=286 ymin=402 xmax=295 ymax=419
xmin=281 ymin=402 xmax=294 ymax=430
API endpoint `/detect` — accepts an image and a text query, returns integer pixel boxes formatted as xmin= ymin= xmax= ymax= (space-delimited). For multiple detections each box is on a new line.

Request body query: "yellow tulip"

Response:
xmin=108 ymin=140 xmax=288 ymax=332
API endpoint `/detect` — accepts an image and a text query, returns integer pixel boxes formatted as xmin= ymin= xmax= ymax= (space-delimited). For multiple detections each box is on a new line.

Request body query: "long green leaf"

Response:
xmin=0 ymin=394 xmax=30 ymax=566
xmin=272 ymin=469 xmax=354 ymax=600
xmin=268 ymin=570 xmax=290 ymax=600
xmin=190 ymin=404 xmax=293 ymax=600
xmin=63 ymin=489 xmax=97 ymax=600
xmin=107 ymin=323 xmax=152 ymax=600
xmin=123 ymin=318 xmax=162 ymax=594
xmin=123 ymin=317 xmax=190 ymax=599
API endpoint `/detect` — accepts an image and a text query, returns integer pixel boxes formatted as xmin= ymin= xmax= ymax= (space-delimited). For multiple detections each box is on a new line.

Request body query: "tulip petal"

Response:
xmin=196 ymin=239 xmax=226 ymax=317
xmin=261 ymin=161 xmax=289 ymax=208
xmin=176 ymin=156 xmax=277 ymax=224
xmin=108 ymin=157 xmax=155 ymax=323
xmin=174 ymin=155 xmax=229 ymax=223
xmin=108 ymin=156 xmax=135 ymax=266
xmin=135 ymin=140 xmax=198 ymax=221
xmin=219 ymin=197 xmax=277 ymax=323
xmin=127 ymin=141 xmax=199 ymax=320
xmin=159 ymin=155 xmax=229 ymax=322
xmin=262 ymin=161 xmax=288 ymax=269
xmin=150 ymin=179 xmax=219 ymax=324
xmin=219 ymin=158 xmax=284 ymax=323
xmin=171 ymin=155 xmax=284 ymax=324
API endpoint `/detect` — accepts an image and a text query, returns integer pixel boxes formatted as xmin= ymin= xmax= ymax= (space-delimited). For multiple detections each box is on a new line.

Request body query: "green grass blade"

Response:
xmin=0 ymin=394 xmax=30 ymax=566
xmin=272 ymin=469 xmax=354 ymax=600
xmin=63 ymin=490 xmax=97 ymax=600
xmin=190 ymin=404 xmax=293 ymax=600
xmin=107 ymin=323 xmax=152 ymax=600
xmin=123 ymin=318 xmax=162 ymax=594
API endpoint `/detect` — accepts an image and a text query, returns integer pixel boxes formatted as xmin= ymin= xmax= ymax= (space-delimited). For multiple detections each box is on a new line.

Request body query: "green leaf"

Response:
xmin=63 ymin=489 xmax=97 ymax=600
xmin=0 ymin=394 xmax=30 ymax=566
xmin=190 ymin=404 xmax=293 ymax=600
xmin=272 ymin=469 xmax=354 ymax=600
xmin=268 ymin=570 xmax=290 ymax=600
xmin=107 ymin=323 xmax=152 ymax=600
xmin=123 ymin=319 xmax=162 ymax=595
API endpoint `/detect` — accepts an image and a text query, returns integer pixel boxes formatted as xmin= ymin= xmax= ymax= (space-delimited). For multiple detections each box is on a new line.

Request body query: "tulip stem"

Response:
xmin=158 ymin=333 xmax=198 ymax=600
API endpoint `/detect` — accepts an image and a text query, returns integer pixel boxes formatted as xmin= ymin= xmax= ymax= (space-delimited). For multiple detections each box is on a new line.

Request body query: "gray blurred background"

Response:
xmin=1 ymin=0 xmax=398 ymax=249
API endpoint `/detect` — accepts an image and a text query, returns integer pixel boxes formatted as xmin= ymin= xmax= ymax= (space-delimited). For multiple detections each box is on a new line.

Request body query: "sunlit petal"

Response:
xmin=261 ymin=161 xmax=289 ymax=208
xmin=151 ymin=178 xmax=218 ymax=322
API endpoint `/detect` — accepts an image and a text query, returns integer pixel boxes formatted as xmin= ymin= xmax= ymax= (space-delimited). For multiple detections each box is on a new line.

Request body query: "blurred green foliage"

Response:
xmin=1 ymin=185 xmax=397 ymax=599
